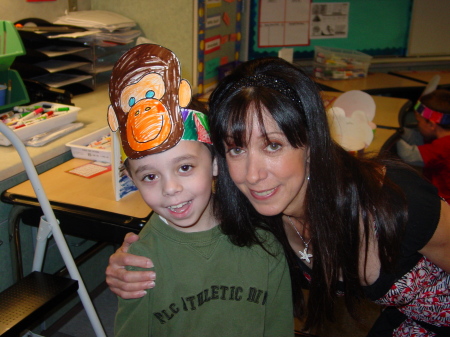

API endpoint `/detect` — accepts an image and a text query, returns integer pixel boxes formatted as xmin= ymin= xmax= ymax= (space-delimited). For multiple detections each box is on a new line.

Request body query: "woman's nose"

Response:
xmin=245 ymin=152 xmax=268 ymax=184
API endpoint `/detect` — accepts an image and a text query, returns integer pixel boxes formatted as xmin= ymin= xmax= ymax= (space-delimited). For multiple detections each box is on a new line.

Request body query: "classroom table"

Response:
xmin=314 ymin=72 xmax=425 ymax=100
xmin=1 ymin=158 xmax=152 ymax=279
xmin=388 ymin=70 xmax=450 ymax=86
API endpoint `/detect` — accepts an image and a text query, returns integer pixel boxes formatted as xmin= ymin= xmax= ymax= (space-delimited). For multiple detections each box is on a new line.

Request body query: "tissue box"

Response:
xmin=0 ymin=102 xmax=80 ymax=146
xmin=313 ymin=46 xmax=372 ymax=80
xmin=66 ymin=127 xmax=111 ymax=163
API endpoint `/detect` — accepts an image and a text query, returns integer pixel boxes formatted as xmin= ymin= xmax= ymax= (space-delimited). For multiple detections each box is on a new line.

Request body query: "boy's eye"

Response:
xmin=143 ymin=174 xmax=157 ymax=181
xmin=266 ymin=142 xmax=281 ymax=152
xmin=179 ymin=165 xmax=192 ymax=173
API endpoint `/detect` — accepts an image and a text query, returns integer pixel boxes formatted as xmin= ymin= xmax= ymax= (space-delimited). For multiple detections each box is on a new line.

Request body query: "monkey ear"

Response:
xmin=178 ymin=79 xmax=192 ymax=108
xmin=107 ymin=105 xmax=119 ymax=132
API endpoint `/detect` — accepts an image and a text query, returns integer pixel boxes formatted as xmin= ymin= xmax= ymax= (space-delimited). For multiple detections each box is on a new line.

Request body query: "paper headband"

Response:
xmin=108 ymin=44 xmax=212 ymax=160
xmin=415 ymin=101 xmax=450 ymax=126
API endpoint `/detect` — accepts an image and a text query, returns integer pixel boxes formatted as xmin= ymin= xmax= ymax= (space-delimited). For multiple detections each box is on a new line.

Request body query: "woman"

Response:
xmin=106 ymin=58 xmax=450 ymax=336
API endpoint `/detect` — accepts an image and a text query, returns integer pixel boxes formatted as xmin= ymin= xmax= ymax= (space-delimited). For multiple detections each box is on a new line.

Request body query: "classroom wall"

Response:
xmin=91 ymin=0 xmax=196 ymax=83
xmin=248 ymin=0 xmax=413 ymax=60
xmin=0 ymin=0 xmax=91 ymax=23
xmin=0 ymin=0 xmax=196 ymax=83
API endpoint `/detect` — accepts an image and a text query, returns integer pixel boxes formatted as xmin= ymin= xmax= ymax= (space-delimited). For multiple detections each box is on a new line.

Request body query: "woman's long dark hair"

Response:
xmin=208 ymin=57 xmax=408 ymax=328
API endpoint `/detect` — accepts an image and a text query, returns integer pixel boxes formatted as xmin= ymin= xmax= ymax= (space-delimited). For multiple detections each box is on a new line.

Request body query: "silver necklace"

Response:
xmin=287 ymin=216 xmax=313 ymax=263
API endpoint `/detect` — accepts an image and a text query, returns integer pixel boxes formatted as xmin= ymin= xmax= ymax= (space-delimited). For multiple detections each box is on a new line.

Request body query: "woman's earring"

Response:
xmin=212 ymin=177 xmax=217 ymax=194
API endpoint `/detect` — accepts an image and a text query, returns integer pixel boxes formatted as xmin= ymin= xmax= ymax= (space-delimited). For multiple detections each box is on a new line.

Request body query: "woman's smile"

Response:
xmin=250 ymin=186 xmax=279 ymax=199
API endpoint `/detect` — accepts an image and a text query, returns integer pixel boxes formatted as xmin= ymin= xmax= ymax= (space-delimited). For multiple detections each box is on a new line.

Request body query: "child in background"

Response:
xmin=108 ymin=44 xmax=293 ymax=337
xmin=396 ymin=89 xmax=450 ymax=202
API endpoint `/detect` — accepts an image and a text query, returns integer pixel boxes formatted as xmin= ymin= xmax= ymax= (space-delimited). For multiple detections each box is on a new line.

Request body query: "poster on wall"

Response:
xmin=258 ymin=0 xmax=311 ymax=48
xmin=310 ymin=2 xmax=349 ymax=39
xmin=197 ymin=0 xmax=243 ymax=95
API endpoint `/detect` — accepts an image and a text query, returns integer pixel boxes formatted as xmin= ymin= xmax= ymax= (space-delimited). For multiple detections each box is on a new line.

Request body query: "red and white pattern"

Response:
xmin=375 ymin=257 xmax=450 ymax=337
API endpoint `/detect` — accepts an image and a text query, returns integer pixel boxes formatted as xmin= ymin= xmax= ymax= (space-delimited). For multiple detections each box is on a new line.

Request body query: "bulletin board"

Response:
xmin=197 ymin=0 xmax=243 ymax=95
xmin=248 ymin=0 xmax=412 ymax=60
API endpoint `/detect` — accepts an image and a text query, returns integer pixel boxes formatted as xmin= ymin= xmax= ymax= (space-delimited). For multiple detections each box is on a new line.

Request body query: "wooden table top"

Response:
xmin=6 ymin=158 xmax=151 ymax=218
xmin=315 ymin=72 xmax=425 ymax=92
xmin=389 ymin=70 xmax=450 ymax=85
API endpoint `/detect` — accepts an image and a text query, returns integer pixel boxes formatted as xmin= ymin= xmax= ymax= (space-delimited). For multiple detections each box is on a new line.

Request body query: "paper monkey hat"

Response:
xmin=108 ymin=44 xmax=212 ymax=160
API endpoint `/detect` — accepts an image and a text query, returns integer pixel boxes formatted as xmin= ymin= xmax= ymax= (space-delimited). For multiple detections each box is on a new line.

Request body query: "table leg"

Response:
xmin=8 ymin=205 xmax=29 ymax=281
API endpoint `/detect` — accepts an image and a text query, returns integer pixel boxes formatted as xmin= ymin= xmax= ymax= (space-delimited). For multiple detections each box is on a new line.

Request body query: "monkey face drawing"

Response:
xmin=120 ymin=73 xmax=171 ymax=152
xmin=108 ymin=44 xmax=192 ymax=159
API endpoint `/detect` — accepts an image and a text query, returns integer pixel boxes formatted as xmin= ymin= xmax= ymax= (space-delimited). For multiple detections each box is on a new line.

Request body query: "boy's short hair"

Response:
xmin=420 ymin=89 xmax=450 ymax=113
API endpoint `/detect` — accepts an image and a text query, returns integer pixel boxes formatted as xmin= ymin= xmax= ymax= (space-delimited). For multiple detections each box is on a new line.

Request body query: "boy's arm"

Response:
xmin=396 ymin=138 xmax=424 ymax=167
xmin=264 ymin=246 xmax=295 ymax=337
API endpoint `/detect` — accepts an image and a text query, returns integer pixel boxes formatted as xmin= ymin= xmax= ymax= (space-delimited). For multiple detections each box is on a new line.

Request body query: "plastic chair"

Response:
xmin=379 ymin=128 xmax=403 ymax=156
xmin=0 ymin=122 xmax=106 ymax=337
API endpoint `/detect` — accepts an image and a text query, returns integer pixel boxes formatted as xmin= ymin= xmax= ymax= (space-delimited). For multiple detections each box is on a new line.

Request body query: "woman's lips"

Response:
xmin=249 ymin=186 xmax=278 ymax=200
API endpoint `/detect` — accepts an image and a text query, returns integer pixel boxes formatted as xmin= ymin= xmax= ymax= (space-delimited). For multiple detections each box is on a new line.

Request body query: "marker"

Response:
xmin=37 ymin=111 xmax=54 ymax=119
xmin=55 ymin=107 xmax=70 ymax=112
xmin=21 ymin=107 xmax=44 ymax=121
xmin=13 ymin=105 xmax=41 ymax=113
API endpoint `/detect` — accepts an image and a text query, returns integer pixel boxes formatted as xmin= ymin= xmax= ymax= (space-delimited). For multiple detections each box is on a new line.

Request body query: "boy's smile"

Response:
xmin=128 ymin=141 xmax=218 ymax=232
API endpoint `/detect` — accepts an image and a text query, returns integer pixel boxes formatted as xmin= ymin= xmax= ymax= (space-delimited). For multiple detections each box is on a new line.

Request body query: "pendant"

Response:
xmin=299 ymin=247 xmax=312 ymax=263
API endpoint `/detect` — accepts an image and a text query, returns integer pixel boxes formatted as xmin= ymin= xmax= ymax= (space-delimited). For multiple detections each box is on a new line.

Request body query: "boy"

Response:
xmin=396 ymin=89 xmax=450 ymax=202
xmin=108 ymin=44 xmax=294 ymax=337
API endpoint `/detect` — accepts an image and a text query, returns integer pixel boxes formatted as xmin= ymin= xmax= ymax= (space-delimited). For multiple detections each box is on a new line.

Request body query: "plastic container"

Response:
xmin=66 ymin=127 xmax=111 ymax=163
xmin=0 ymin=21 xmax=30 ymax=113
xmin=0 ymin=102 xmax=80 ymax=146
xmin=313 ymin=46 xmax=372 ymax=80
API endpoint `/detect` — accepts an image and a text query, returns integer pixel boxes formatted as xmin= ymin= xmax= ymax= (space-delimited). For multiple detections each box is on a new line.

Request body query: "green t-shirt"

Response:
xmin=115 ymin=213 xmax=294 ymax=337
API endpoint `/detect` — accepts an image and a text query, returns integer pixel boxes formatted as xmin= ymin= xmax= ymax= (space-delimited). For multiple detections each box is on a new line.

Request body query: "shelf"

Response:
xmin=0 ymin=21 xmax=30 ymax=113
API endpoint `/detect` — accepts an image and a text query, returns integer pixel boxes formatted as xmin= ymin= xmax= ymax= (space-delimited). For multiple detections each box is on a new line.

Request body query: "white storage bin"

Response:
xmin=66 ymin=127 xmax=111 ymax=163
xmin=0 ymin=102 xmax=80 ymax=146
xmin=314 ymin=46 xmax=372 ymax=80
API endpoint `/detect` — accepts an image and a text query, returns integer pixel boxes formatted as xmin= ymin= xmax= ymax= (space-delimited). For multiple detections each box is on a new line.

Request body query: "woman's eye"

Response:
xmin=228 ymin=147 xmax=244 ymax=156
xmin=266 ymin=142 xmax=281 ymax=152
xmin=179 ymin=165 xmax=192 ymax=173
xmin=143 ymin=174 xmax=157 ymax=182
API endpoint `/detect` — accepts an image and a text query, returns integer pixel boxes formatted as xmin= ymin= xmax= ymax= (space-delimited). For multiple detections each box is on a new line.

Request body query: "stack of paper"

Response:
xmin=54 ymin=10 xmax=136 ymax=32
xmin=53 ymin=10 xmax=141 ymax=45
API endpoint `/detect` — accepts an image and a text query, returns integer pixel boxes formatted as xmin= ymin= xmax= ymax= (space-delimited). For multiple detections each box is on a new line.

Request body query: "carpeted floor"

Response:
xmin=50 ymin=286 xmax=117 ymax=337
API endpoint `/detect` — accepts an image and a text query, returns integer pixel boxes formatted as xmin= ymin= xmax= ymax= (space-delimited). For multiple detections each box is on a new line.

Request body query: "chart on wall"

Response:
xmin=248 ymin=0 xmax=411 ymax=60
xmin=258 ymin=0 xmax=311 ymax=48
xmin=197 ymin=0 xmax=243 ymax=95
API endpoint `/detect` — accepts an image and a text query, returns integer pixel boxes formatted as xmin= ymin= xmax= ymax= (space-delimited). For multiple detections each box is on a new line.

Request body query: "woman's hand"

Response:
xmin=106 ymin=233 xmax=156 ymax=299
